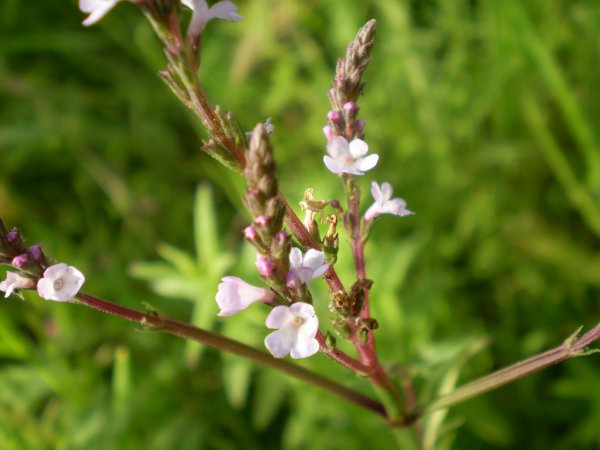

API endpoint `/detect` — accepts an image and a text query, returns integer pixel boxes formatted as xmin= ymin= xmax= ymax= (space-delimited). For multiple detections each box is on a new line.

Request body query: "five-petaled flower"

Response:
xmin=0 ymin=272 xmax=35 ymax=298
xmin=182 ymin=0 xmax=243 ymax=38
xmin=216 ymin=276 xmax=277 ymax=316
xmin=37 ymin=263 xmax=86 ymax=302
xmin=323 ymin=136 xmax=379 ymax=175
xmin=364 ymin=181 xmax=414 ymax=221
xmin=288 ymin=248 xmax=329 ymax=285
xmin=264 ymin=303 xmax=319 ymax=359
xmin=79 ymin=0 xmax=120 ymax=26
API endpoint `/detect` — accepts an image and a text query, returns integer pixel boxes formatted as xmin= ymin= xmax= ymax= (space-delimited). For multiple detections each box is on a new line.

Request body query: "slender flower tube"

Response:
xmin=216 ymin=276 xmax=277 ymax=316
xmin=323 ymin=136 xmax=378 ymax=175
xmin=264 ymin=303 xmax=319 ymax=359
xmin=37 ymin=263 xmax=85 ymax=302
xmin=364 ymin=182 xmax=414 ymax=221
xmin=0 ymin=272 xmax=35 ymax=298
xmin=182 ymin=0 xmax=243 ymax=37
xmin=79 ymin=0 xmax=120 ymax=26
xmin=288 ymin=247 xmax=329 ymax=285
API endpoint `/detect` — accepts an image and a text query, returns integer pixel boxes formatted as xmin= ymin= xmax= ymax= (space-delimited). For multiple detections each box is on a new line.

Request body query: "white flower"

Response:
xmin=364 ymin=182 xmax=414 ymax=221
xmin=0 ymin=272 xmax=35 ymax=298
xmin=37 ymin=263 xmax=85 ymax=302
xmin=323 ymin=136 xmax=379 ymax=175
xmin=182 ymin=0 xmax=243 ymax=37
xmin=264 ymin=303 xmax=319 ymax=359
xmin=79 ymin=0 xmax=120 ymax=26
xmin=216 ymin=276 xmax=276 ymax=316
xmin=288 ymin=248 xmax=329 ymax=285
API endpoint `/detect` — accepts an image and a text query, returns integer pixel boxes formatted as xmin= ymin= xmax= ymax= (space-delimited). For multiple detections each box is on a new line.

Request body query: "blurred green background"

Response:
xmin=1 ymin=0 xmax=600 ymax=448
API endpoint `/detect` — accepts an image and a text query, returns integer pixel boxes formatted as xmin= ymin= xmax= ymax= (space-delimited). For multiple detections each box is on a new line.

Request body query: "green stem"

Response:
xmin=75 ymin=292 xmax=387 ymax=418
xmin=419 ymin=323 xmax=600 ymax=415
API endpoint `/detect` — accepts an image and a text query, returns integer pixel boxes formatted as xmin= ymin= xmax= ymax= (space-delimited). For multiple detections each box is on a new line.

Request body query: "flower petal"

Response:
xmin=370 ymin=182 xmax=383 ymax=203
xmin=42 ymin=263 xmax=68 ymax=281
xmin=266 ymin=305 xmax=294 ymax=328
xmin=289 ymin=302 xmax=315 ymax=319
xmin=326 ymin=136 xmax=349 ymax=159
xmin=289 ymin=247 xmax=303 ymax=271
xmin=354 ymin=153 xmax=379 ymax=173
xmin=323 ymin=156 xmax=342 ymax=174
xmin=206 ymin=1 xmax=243 ymax=22
xmin=348 ymin=138 xmax=369 ymax=158
xmin=380 ymin=182 xmax=393 ymax=202
xmin=302 ymin=249 xmax=325 ymax=271
xmin=264 ymin=326 xmax=296 ymax=358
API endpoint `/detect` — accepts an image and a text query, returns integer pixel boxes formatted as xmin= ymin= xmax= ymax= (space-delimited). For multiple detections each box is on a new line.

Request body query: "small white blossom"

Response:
xmin=216 ymin=276 xmax=276 ymax=316
xmin=264 ymin=303 xmax=319 ymax=359
xmin=182 ymin=0 xmax=243 ymax=37
xmin=288 ymin=248 xmax=329 ymax=285
xmin=0 ymin=272 xmax=35 ymax=298
xmin=364 ymin=181 xmax=414 ymax=221
xmin=37 ymin=263 xmax=85 ymax=302
xmin=79 ymin=0 xmax=120 ymax=26
xmin=323 ymin=136 xmax=379 ymax=176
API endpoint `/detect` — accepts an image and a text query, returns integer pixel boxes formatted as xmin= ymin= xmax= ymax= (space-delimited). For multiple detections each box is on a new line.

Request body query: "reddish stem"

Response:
xmin=75 ymin=292 xmax=387 ymax=417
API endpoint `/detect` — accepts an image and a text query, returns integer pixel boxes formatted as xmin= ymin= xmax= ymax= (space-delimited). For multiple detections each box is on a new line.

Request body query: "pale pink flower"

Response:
xmin=79 ymin=0 xmax=120 ymax=26
xmin=264 ymin=303 xmax=319 ymax=359
xmin=216 ymin=276 xmax=276 ymax=316
xmin=37 ymin=263 xmax=85 ymax=302
xmin=0 ymin=272 xmax=35 ymax=298
xmin=288 ymin=248 xmax=329 ymax=285
xmin=364 ymin=182 xmax=414 ymax=221
xmin=323 ymin=136 xmax=378 ymax=175
xmin=182 ymin=0 xmax=243 ymax=37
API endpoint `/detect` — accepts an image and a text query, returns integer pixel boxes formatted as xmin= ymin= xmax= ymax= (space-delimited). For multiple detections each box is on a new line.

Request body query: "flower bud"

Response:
xmin=11 ymin=253 xmax=28 ymax=268
xmin=6 ymin=230 xmax=21 ymax=244
xmin=256 ymin=257 xmax=277 ymax=278
xmin=343 ymin=101 xmax=358 ymax=114
xmin=243 ymin=225 xmax=258 ymax=241
xmin=355 ymin=119 xmax=366 ymax=135
xmin=271 ymin=231 xmax=291 ymax=264
xmin=28 ymin=245 xmax=45 ymax=262
xmin=254 ymin=215 xmax=270 ymax=228
xmin=327 ymin=110 xmax=342 ymax=124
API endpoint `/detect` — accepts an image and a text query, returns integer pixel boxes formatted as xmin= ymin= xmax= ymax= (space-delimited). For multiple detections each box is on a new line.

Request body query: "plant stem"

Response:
xmin=75 ymin=292 xmax=386 ymax=418
xmin=419 ymin=323 xmax=600 ymax=416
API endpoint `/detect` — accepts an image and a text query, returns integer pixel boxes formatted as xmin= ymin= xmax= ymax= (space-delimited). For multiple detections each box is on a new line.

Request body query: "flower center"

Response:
xmin=341 ymin=154 xmax=356 ymax=166
xmin=292 ymin=316 xmax=305 ymax=327
xmin=53 ymin=278 xmax=64 ymax=290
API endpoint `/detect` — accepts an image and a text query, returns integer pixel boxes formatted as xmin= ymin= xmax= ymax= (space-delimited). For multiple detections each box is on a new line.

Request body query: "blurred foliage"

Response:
xmin=1 ymin=0 xmax=600 ymax=448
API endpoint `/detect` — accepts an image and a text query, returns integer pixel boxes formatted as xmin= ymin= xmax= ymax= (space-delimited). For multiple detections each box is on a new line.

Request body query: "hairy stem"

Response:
xmin=76 ymin=292 xmax=386 ymax=418
xmin=419 ymin=323 xmax=600 ymax=416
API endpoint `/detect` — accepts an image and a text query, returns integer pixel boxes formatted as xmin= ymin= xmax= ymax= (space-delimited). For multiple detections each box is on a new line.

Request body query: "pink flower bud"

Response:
xmin=274 ymin=231 xmax=289 ymax=244
xmin=243 ymin=226 xmax=258 ymax=241
xmin=11 ymin=253 xmax=28 ymax=268
xmin=256 ymin=257 xmax=276 ymax=278
xmin=355 ymin=119 xmax=366 ymax=134
xmin=343 ymin=101 xmax=358 ymax=114
xmin=254 ymin=215 xmax=270 ymax=227
xmin=327 ymin=110 xmax=341 ymax=124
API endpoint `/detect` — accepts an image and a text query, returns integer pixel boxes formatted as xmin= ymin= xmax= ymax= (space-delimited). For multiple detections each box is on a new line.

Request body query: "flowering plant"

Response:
xmin=1 ymin=1 xmax=599 ymax=448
